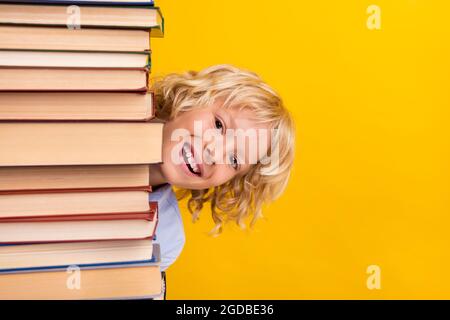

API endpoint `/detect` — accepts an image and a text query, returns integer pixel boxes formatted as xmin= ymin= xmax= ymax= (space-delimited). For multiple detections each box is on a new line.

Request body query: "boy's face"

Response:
xmin=160 ymin=101 xmax=271 ymax=190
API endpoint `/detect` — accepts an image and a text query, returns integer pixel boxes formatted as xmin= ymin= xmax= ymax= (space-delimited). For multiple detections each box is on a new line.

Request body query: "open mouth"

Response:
xmin=182 ymin=142 xmax=201 ymax=176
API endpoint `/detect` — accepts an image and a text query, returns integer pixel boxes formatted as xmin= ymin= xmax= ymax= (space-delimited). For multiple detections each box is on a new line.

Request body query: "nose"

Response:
xmin=203 ymin=145 xmax=216 ymax=166
xmin=202 ymin=136 xmax=235 ymax=167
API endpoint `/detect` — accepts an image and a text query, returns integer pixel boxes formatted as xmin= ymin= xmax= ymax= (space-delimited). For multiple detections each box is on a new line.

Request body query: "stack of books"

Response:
xmin=0 ymin=0 xmax=165 ymax=299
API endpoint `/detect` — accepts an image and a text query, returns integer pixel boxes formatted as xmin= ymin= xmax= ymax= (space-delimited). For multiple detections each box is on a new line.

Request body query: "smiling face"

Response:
xmin=160 ymin=101 xmax=272 ymax=190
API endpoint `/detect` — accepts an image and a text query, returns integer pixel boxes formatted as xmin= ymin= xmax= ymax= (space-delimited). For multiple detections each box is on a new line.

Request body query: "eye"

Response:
xmin=229 ymin=154 xmax=239 ymax=170
xmin=214 ymin=117 xmax=224 ymax=133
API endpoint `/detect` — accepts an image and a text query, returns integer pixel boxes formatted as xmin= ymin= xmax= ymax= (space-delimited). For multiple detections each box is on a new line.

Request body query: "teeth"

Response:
xmin=183 ymin=143 xmax=200 ymax=174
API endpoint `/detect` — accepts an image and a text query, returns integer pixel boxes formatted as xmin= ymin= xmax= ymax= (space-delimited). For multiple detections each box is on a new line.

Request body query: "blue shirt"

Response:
xmin=148 ymin=184 xmax=185 ymax=271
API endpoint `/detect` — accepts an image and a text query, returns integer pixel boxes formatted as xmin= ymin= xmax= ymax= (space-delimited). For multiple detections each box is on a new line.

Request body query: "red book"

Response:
xmin=0 ymin=188 xmax=158 ymax=243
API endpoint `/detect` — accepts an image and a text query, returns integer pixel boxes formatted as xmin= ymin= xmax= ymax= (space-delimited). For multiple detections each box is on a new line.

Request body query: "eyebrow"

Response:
xmin=221 ymin=108 xmax=236 ymax=129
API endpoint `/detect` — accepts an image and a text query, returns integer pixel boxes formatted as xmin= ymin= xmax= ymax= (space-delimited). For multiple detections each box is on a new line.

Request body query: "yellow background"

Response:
xmin=151 ymin=0 xmax=450 ymax=299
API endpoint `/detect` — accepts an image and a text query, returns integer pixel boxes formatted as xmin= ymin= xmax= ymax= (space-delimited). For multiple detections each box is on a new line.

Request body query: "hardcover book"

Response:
xmin=0 ymin=122 xmax=163 ymax=166
xmin=0 ymin=4 xmax=164 ymax=36
xmin=0 ymin=265 xmax=163 ymax=299
xmin=0 ymin=67 xmax=148 ymax=91
xmin=0 ymin=202 xmax=158 ymax=243
xmin=0 ymin=0 xmax=155 ymax=6
xmin=0 ymin=26 xmax=150 ymax=52
xmin=0 ymin=165 xmax=153 ymax=191
xmin=0 ymin=92 xmax=155 ymax=120
xmin=0 ymin=241 xmax=160 ymax=274
xmin=0 ymin=189 xmax=153 ymax=219
xmin=0 ymin=50 xmax=151 ymax=68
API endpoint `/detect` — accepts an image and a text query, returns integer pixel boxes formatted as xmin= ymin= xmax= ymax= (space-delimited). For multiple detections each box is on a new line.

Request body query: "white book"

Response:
xmin=0 ymin=50 xmax=150 ymax=68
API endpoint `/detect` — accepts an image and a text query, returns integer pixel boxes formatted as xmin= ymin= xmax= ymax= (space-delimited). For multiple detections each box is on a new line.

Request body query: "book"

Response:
xmin=0 ymin=50 xmax=151 ymax=68
xmin=0 ymin=189 xmax=152 ymax=219
xmin=0 ymin=165 xmax=151 ymax=191
xmin=0 ymin=0 xmax=155 ymax=6
xmin=0 ymin=4 xmax=164 ymax=37
xmin=0 ymin=265 xmax=162 ymax=299
xmin=0 ymin=122 xmax=163 ymax=166
xmin=0 ymin=202 xmax=158 ymax=243
xmin=0 ymin=240 xmax=159 ymax=273
xmin=0 ymin=239 xmax=160 ymax=274
xmin=0 ymin=92 xmax=155 ymax=120
xmin=0 ymin=67 xmax=148 ymax=91
xmin=0 ymin=26 xmax=150 ymax=52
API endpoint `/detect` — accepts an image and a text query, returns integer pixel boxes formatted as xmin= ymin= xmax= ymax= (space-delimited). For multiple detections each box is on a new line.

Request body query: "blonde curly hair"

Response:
xmin=151 ymin=64 xmax=295 ymax=234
